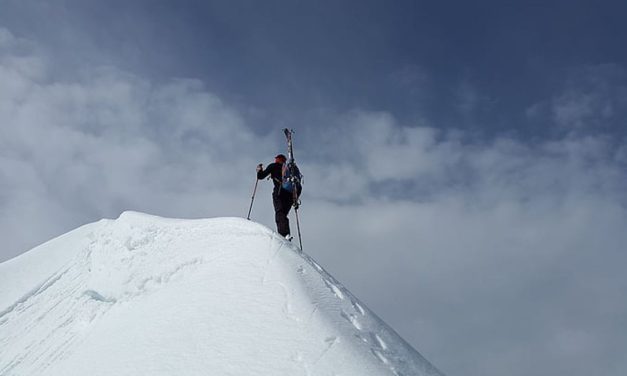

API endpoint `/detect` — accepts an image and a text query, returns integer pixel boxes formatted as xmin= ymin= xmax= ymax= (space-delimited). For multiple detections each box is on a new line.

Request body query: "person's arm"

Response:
xmin=257 ymin=163 xmax=274 ymax=180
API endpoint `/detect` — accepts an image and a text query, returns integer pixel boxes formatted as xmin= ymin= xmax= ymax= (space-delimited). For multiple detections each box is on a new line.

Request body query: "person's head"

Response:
xmin=275 ymin=154 xmax=287 ymax=163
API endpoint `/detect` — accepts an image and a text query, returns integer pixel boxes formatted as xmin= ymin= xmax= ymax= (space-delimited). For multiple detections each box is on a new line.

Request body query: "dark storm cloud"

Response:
xmin=6 ymin=0 xmax=627 ymax=136
xmin=1 ymin=2 xmax=627 ymax=376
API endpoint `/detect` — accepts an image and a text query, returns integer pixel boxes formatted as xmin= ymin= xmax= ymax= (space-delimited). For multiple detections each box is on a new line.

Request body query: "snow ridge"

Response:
xmin=0 ymin=212 xmax=444 ymax=376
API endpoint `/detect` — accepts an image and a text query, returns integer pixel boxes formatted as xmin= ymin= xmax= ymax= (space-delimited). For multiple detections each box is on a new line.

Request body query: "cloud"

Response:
xmin=296 ymin=112 xmax=627 ymax=375
xmin=1 ymin=27 xmax=627 ymax=376
xmin=0 ymin=28 xmax=275 ymax=259
xmin=528 ymin=64 xmax=627 ymax=132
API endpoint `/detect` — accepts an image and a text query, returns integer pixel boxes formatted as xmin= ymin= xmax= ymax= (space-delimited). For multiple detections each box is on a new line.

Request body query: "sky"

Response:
xmin=1 ymin=1 xmax=626 ymax=375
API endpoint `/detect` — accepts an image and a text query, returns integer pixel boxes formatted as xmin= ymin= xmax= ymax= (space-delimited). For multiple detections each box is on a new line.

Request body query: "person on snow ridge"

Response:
xmin=256 ymin=154 xmax=301 ymax=239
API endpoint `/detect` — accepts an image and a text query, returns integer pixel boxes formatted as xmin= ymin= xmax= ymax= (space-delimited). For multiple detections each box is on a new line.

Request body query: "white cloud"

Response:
xmin=553 ymin=91 xmax=609 ymax=128
xmin=295 ymin=109 xmax=627 ymax=376
xmin=548 ymin=64 xmax=627 ymax=130
xmin=0 ymin=31 xmax=274 ymax=259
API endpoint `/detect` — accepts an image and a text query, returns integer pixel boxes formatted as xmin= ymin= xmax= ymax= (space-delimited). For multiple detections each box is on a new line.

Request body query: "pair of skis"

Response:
xmin=247 ymin=129 xmax=303 ymax=250
xmin=283 ymin=128 xmax=301 ymax=207
xmin=283 ymin=128 xmax=303 ymax=249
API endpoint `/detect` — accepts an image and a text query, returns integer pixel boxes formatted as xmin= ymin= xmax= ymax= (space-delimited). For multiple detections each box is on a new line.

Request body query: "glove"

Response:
xmin=256 ymin=164 xmax=263 ymax=173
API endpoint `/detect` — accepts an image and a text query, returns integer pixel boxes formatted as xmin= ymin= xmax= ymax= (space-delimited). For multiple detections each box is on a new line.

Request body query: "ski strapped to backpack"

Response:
xmin=283 ymin=128 xmax=304 ymax=249
xmin=282 ymin=128 xmax=303 ymax=201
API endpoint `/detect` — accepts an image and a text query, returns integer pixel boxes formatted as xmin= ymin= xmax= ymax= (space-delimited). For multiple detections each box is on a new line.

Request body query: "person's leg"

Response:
xmin=273 ymin=194 xmax=291 ymax=236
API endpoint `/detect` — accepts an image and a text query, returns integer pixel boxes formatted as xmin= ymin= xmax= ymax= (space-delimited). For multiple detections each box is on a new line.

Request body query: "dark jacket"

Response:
xmin=257 ymin=162 xmax=284 ymax=195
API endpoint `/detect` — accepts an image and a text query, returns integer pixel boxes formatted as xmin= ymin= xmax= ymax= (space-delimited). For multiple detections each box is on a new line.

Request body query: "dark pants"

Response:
xmin=273 ymin=189 xmax=294 ymax=236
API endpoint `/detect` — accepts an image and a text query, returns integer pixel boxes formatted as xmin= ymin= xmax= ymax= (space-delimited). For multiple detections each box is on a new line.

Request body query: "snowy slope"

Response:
xmin=0 ymin=212 xmax=444 ymax=376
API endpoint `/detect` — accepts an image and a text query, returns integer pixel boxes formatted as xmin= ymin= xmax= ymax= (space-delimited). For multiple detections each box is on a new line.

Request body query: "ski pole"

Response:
xmin=294 ymin=206 xmax=303 ymax=250
xmin=247 ymin=177 xmax=259 ymax=220
xmin=292 ymin=188 xmax=303 ymax=250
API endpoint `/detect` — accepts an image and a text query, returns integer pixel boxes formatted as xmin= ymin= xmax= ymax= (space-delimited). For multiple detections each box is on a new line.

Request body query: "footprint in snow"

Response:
xmin=351 ymin=299 xmax=365 ymax=316
xmin=341 ymin=310 xmax=362 ymax=331
xmin=82 ymin=290 xmax=116 ymax=304
xmin=372 ymin=333 xmax=388 ymax=350
xmin=355 ymin=334 xmax=369 ymax=344
xmin=323 ymin=279 xmax=345 ymax=300
xmin=371 ymin=348 xmax=390 ymax=365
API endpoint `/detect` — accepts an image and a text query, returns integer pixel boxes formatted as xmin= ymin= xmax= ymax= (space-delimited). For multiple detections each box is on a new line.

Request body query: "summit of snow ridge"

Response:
xmin=0 ymin=212 xmax=444 ymax=376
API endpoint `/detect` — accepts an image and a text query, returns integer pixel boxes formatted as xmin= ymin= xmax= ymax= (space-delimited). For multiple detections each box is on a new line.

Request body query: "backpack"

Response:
xmin=281 ymin=162 xmax=302 ymax=194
